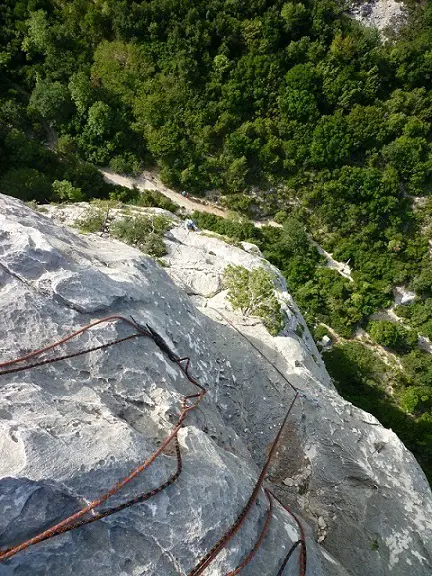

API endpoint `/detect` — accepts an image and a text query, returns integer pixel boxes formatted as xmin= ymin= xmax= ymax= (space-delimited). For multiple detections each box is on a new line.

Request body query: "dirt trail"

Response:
xmin=100 ymin=169 xmax=228 ymax=218
xmin=101 ymin=168 xmax=353 ymax=281
xmin=101 ymin=168 xmax=432 ymax=354
xmin=311 ymin=241 xmax=353 ymax=282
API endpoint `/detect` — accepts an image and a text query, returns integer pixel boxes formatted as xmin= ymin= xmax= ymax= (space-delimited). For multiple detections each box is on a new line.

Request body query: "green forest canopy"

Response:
xmin=1 ymin=0 xmax=432 ymax=480
xmin=2 ymin=0 xmax=432 ymax=306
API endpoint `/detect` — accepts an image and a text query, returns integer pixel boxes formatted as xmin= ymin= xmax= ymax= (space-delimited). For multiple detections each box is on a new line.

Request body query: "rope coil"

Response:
xmin=0 ymin=314 xmax=306 ymax=575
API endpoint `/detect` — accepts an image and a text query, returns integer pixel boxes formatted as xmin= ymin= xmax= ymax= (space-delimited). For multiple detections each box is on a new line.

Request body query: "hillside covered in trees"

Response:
xmin=1 ymin=0 xmax=432 ymax=480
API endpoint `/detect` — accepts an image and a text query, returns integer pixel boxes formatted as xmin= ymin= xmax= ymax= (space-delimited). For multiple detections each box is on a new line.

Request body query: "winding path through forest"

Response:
xmin=72 ymin=167 xmax=432 ymax=359
xmin=103 ymin=169 xmax=432 ymax=359
xmin=100 ymin=168 xmax=354 ymax=281
xmin=100 ymin=169 xmax=228 ymax=217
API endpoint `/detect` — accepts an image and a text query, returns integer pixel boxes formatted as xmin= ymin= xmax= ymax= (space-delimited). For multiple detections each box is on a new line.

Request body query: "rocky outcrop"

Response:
xmin=0 ymin=194 xmax=431 ymax=576
xmin=349 ymin=0 xmax=407 ymax=34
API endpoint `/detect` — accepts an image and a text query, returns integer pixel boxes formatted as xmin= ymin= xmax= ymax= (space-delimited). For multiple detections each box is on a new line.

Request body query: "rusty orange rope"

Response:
xmin=0 ymin=315 xmax=204 ymax=562
xmin=270 ymin=490 xmax=307 ymax=576
xmin=0 ymin=315 xmax=150 ymax=369
xmin=0 ymin=313 xmax=306 ymax=576
xmin=223 ymin=488 xmax=306 ymax=576
xmin=187 ymin=390 xmax=299 ymax=576
xmin=224 ymin=488 xmax=274 ymax=576
xmin=2 ymin=435 xmax=183 ymax=551
xmin=0 ymin=334 xmax=141 ymax=376
xmin=190 ymin=308 xmax=306 ymax=576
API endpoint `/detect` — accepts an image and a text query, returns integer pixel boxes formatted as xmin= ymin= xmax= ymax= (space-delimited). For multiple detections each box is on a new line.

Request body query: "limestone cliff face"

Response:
xmin=0 ymin=194 xmax=431 ymax=576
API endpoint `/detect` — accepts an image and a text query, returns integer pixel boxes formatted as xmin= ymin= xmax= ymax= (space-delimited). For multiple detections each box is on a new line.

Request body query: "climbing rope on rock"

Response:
xmin=4 ymin=434 xmax=183 ymax=548
xmin=0 ymin=313 xmax=306 ymax=575
xmin=197 ymin=307 xmax=307 ymax=576
xmin=187 ymin=390 xmax=301 ymax=576
xmin=0 ymin=315 xmax=204 ymax=563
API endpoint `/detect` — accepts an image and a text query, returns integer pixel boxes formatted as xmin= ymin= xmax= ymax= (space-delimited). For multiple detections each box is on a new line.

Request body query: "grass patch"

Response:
xmin=76 ymin=208 xmax=106 ymax=233
xmin=25 ymin=200 xmax=48 ymax=213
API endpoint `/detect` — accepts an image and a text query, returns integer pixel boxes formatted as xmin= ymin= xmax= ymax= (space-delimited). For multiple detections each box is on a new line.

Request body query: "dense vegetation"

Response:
xmin=1 ymin=0 xmax=432 ymax=479
xmin=367 ymin=320 xmax=417 ymax=352
xmin=2 ymin=0 xmax=432 ymax=329
xmin=110 ymin=213 xmax=171 ymax=256
xmin=76 ymin=204 xmax=172 ymax=256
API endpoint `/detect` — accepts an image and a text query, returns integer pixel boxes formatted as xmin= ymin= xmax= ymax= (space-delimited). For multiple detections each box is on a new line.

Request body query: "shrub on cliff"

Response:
xmin=223 ymin=265 xmax=283 ymax=335
xmin=111 ymin=215 xmax=171 ymax=257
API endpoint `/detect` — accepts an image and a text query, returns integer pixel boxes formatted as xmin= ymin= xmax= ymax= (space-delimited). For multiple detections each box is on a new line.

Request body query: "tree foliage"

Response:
xmin=110 ymin=215 xmax=171 ymax=257
xmin=324 ymin=342 xmax=432 ymax=481
xmin=223 ymin=265 xmax=283 ymax=335
xmin=368 ymin=320 xmax=417 ymax=352
xmin=52 ymin=179 xmax=83 ymax=202
xmin=1 ymin=0 xmax=432 ymax=479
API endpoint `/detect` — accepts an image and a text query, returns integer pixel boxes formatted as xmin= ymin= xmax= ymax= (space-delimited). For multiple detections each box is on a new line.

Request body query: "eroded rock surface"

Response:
xmin=0 ymin=194 xmax=431 ymax=576
xmin=349 ymin=0 xmax=407 ymax=34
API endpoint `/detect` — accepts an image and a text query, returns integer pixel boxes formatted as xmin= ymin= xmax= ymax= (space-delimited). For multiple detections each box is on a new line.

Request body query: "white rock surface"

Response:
xmin=349 ymin=0 xmax=407 ymax=34
xmin=320 ymin=336 xmax=332 ymax=349
xmin=394 ymin=286 xmax=416 ymax=306
xmin=0 ymin=194 xmax=431 ymax=576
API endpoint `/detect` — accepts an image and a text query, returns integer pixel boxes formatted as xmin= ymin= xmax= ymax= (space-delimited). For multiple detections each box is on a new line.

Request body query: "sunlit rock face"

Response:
xmin=349 ymin=0 xmax=407 ymax=34
xmin=0 ymin=193 xmax=431 ymax=576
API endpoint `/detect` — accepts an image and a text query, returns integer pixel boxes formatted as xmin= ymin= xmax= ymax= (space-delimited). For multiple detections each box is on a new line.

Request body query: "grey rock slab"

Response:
xmin=0 ymin=194 xmax=431 ymax=576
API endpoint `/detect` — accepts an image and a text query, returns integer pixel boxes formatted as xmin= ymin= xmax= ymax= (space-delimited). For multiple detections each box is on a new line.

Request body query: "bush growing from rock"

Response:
xmin=76 ymin=208 xmax=106 ymax=233
xmin=110 ymin=215 xmax=171 ymax=257
xmin=52 ymin=179 xmax=84 ymax=202
xmin=223 ymin=265 xmax=283 ymax=335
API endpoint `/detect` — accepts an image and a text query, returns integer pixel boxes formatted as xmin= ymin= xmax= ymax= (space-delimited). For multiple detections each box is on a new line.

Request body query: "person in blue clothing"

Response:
xmin=184 ymin=218 xmax=198 ymax=231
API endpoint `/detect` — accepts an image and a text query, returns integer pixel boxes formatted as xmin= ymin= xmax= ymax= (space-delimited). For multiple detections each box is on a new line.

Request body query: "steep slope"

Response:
xmin=0 ymin=194 xmax=431 ymax=576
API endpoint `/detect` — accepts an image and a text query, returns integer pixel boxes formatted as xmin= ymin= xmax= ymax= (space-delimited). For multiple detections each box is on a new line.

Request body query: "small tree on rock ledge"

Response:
xmin=223 ymin=265 xmax=283 ymax=335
